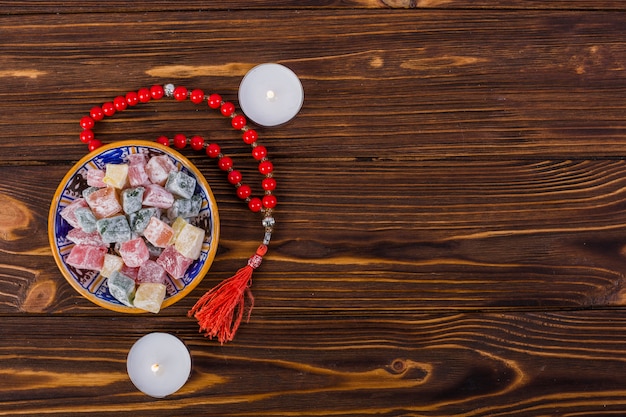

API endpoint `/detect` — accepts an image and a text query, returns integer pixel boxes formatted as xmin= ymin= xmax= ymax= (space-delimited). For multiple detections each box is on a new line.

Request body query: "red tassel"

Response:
xmin=188 ymin=244 xmax=267 ymax=344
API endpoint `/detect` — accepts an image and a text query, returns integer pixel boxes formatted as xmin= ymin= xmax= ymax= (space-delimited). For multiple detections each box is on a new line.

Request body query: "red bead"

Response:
xmin=227 ymin=170 xmax=242 ymax=185
xmin=218 ymin=156 xmax=233 ymax=171
xmin=90 ymin=106 xmax=104 ymax=121
xmin=231 ymin=115 xmax=246 ymax=130
xmin=150 ymin=85 xmax=164 ymax=100
xmin=102 ymin=102 xmax=116 ymax=117
xmin=242 ymin=129 xmax=258 ymax=144
xmin=206 ymin=143 xmax=221 ymax=158
xmin=208 ymin=94 xmax=222 ymax=109
xmin=173 ymin=86 xmax=188 ymax=101
xmin=80 ymin=116 xmax=95 ymax=130
xmin=262 ymin=177 xmax=277 ymax=191
xmin=252 ymin=145 xmax=267 ymax=160
xmin=80 ymin=129 xmax=94 ymax=144
xmin=126 ymin=91 xmax=139 ymax=106
xmin=262 ymin=194 xmax=277 ymax=209
xmin=113 ymin=96 xmax=127 ymax=111
xmin=156 ymin=136 xmax=170 ymax=146
xmin=220 ymin=102 xmax=235 ymax=117
xmin=258 ymin=160 xmax=274 ymax=175
xmin=190 ymin=89 xmax=204 ymax=104
xmin=190 ymin=135 xmax=205 ymax=151
xmin=88 ymin=139 xmax=102 ymax=151
xmin=248 ymin=197 xmax=263 ymax=212
xmin=236 ymin=184 xmax=251 ymax=199
xmin=173 ymin=133 xmax=187 ymax=149
xmin=137 ymin=87 xmax=151 ymax=103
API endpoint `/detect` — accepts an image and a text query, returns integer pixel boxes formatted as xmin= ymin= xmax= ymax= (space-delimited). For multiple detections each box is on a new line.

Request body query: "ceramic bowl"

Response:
xmin=48 ymin=140 xmax=219 ymax=313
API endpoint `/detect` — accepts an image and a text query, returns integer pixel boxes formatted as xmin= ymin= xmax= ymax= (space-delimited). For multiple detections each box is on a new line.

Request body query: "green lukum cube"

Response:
xmin=129 ymin=207 xmax=160 ymax=234
xmin=167 ymin=194 xmax=202 ymax=219
xmin=96 ymin=214 xmax=131 ymax=244
xmin=121 ymin=186 xmax=145 ymax=214
xmin=74 ymin=207 xmax=97 ymax=233
xmin=107 ymin=271 xmax=136 ymax=306
xmin=165 ymin=171 xmax=196 ymax=199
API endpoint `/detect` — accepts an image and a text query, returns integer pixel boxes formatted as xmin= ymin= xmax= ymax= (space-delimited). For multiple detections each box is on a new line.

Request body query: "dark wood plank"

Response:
xmin=1 ymin=0 xmax=625 ymax=13
xmin=2 ymin=10 xmax=626 ymax=162
xmin=2 ymin=311 xmax=626 ymax=416
xmin=3 ymin=159 xmax=626 ymax=315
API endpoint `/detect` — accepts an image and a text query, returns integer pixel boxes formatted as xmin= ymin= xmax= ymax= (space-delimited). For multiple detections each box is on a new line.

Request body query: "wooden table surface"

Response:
xmin=2 ymin=1 xmax=626 ymax=415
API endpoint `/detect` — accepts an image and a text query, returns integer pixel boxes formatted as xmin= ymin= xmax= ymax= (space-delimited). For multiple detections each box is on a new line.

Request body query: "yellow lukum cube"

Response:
xmin=101 ymin=253 xmax=124 ymax=278
xmin=170 ymin=216 xmax=188 ymax=245
xmin=103 ymin=163 xmax=129 ymax=189
xmin=174 ymin=222 xmax=205 ymax=260
xmin=133 ymin=283 xmax=166 ymax=314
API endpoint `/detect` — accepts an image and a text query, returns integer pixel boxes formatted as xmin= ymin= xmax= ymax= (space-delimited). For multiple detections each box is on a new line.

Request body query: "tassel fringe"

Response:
xmin=188 ymin=244 xmax=267 ymax=344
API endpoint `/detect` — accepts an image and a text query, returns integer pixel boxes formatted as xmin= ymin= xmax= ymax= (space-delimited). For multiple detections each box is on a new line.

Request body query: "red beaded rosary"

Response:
xmin=78 ymin=83 xmax=276 ymax=344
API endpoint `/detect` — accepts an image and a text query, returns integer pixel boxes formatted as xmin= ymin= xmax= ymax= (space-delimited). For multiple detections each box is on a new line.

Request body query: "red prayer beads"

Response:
xmin=78 ymin=84 xmax=277 ymax=223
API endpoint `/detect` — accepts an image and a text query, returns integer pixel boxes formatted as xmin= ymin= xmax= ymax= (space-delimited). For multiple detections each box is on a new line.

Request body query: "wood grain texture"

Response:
xmin=2 ymin=2 xmax=626 ymax=416
xmin=2 ymin=10 xmax=626 ymax=162
xmin=2 ymin=312 xmax=626 ymax=416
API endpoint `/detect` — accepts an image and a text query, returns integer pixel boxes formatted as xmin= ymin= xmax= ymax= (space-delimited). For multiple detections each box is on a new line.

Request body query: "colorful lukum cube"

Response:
xmin=121 ymin=186 xmax=145 ymax=214
xmin=157 ymin=245 xmax=193 ymax=280
xmin=101 ymin=253 xmax=124 ymax=278
xmin=175 ymin=222 xmax=205 ymax=260
xmin=120 ymin=264 xmax=139 ymax=281
xmin=146 ymin=154 xmax=177 ymax=186
xmin=85 ymin=186 xmax=122 ymax=219
xmin=107 ymin=271 xmax=136 ymax=307
xmin=60 ymin=198 xmax=89 ymax=228
xmin=142 ymin=216 xmax=174 ymax=248
xmin=96 ymin=214 xmax=131 ymax=244
xmin=170 ymin=216 xmax=188 ymax=242
xmin=129 ymin=207 xmax=160 ymax=234
xmin=86 ymin=168 xmax=106 ymax=188
xmin=134 ymin=283 xmax=167 ymax=313
xmin=142 ymin=183 xmax=174 ymax=208
xmin=74 ymin=207 xmax=97 ymax=233
xmin=137 ymin=259 xmax=167 ymax=284
xmin=66 ymin=244 xmax=107 ymax=271
xmin=66 ymin=228 xmax=108 ymax=248
xmin=165 ymin=171 xmax=196 ymax=199
xmin=127 ymin=153 xmax=150 ymax=187
xmin=119 ymin=237 xmax=150 ymax=268
xmin=167 ymin=194 xmax=202 ymax=219
xmin=102 ymin=163 xmax=129 ymax=189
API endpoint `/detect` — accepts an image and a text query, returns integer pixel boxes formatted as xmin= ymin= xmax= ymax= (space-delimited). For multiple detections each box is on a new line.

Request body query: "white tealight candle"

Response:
xmin=126 ymin=333 xmax=191 ymax=398
xmin=238 ymin=63 xmax=304 ymax=127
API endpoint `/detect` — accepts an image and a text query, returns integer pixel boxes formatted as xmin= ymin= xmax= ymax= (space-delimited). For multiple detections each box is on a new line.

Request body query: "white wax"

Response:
xmin=238 ymin=63 xmax=304 ymax=127
xmin=126 ymin=333 xmax=191 ymax=398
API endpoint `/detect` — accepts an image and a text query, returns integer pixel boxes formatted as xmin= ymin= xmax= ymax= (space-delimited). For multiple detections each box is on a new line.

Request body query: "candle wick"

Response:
xmin=266 ymin=90 xmax=277 ymax=102
xmin=151 ymin=363 xmax=160 ymax=374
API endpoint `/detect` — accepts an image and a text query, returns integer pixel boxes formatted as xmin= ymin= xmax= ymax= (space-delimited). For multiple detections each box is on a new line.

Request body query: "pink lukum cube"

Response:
xmin=66 ymin=228 xmax=108 ymax=248
xmin=157 ymin=245 xmax=193 ymax=280
xmin=127 ymin=154 xmax=150 ymax=187
xmin=127 ymin=153 xmax=147 ymax=165
xmin=66 ymin=244 xmax=107 ymax=271
xmin=119 ymin=237 xmax=150 ymax=268
xmin=137 ymin=259 xmax=167 ymax=284
xmin=60 ymin=198 xmax=89 ymax=228
xmin=146 ymin=154 xmax=177 ymax=186
xmin=142 ymin=184 xmax=174 ymax=209
xmin=120 ymin=263 xmax=139 ymax=281
xmin=143 ymin=216 xmax=174 ymax=248
xmin=85 ymin=186 xmax=122 ymax=219
xmin=86 ymin=168 xmax=106 ymax=187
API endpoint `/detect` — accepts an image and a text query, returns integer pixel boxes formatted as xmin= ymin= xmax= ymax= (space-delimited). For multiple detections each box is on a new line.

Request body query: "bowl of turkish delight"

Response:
xmin=48 ymin=140 xmax=219 ymax=313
